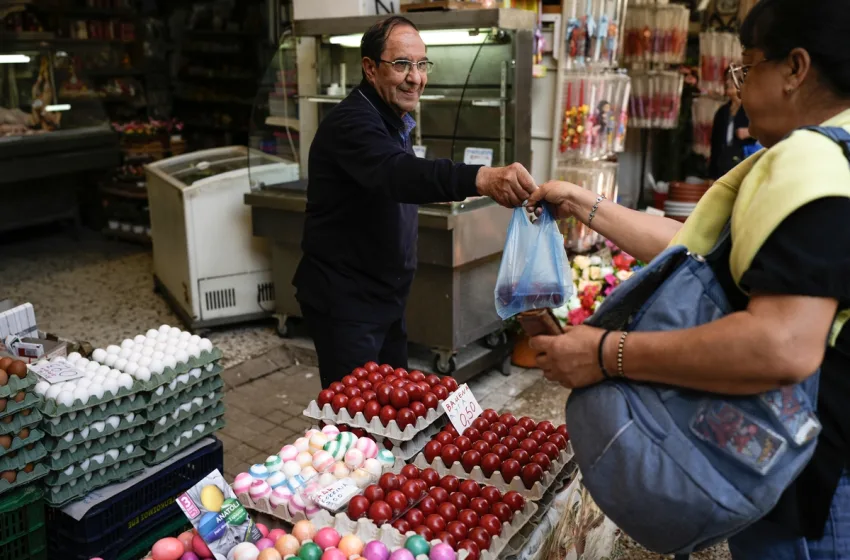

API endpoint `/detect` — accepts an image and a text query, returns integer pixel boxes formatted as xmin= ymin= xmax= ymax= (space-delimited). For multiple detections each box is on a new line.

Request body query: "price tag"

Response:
xmin=310 ymin=478 xmax=360 ymax=512
xmin=463 ymin=147 xmax=493 ymax=167
xmin=441 ymin=383 xmax=483 ymax=435
xmin=30 ymin=360 xmax=86 ymax=383
xmin=413 ymin=145 xmax=427 ymax=158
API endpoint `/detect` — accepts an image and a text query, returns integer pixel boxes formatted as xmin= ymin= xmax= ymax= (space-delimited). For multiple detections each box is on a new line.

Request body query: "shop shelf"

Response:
xmin=0 ymin=485 xmax=47 ymax=560
xmin=46 ymin=438 xmax=222 ymax=560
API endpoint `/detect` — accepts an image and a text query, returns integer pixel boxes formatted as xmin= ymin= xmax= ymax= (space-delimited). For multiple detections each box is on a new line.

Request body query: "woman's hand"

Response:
xmin=529 ymin=325 xmax=608 ymax=389
xmin=525 ymin=180 xmax=584 ymax=219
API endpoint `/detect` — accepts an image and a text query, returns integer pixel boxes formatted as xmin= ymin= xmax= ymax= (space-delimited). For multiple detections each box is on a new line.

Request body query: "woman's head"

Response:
xmin=737 ymin=0 xmax=850 ymax=147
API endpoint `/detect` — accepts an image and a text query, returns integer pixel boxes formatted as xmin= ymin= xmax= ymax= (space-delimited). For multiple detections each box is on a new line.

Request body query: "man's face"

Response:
xmin=363 ymin=25 xmax=428 ymax=115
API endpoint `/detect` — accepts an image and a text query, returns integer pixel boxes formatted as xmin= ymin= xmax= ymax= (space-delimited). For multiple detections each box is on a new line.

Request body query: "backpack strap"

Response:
xmin=799 ymin=126 xmax=850 ymax=161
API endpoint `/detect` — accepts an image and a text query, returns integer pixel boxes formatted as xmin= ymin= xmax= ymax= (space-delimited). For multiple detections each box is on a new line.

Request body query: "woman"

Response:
xmin=527 ymin=0 xmax=850 ymax=556
xmin=708 ymin=73 xmax=757 ymax=179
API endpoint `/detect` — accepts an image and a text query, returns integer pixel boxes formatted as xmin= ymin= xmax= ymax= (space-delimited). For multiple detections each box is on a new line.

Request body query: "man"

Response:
xmin=294 ymin=16 xmax=537 ymax=387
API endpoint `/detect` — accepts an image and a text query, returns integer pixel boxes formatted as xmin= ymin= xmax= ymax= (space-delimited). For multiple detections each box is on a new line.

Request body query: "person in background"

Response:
xmin=294 ymin=16 xmax=537 ymax=388
xmin=708 ymin=71 xmax=758 ymax=179
xmin=526 ymin=0 xmax=850 ymax=556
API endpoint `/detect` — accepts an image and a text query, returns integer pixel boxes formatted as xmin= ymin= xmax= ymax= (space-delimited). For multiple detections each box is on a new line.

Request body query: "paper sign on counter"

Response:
xmin=30 ymin=360 xmax=87 ymax=383
xmin=310 ymin=478 xmax=359 ymax=512
xmin=463 ymin=147 xmax=493 ymax=167
xmin=441 ymin=383 xmax=483 ymax=436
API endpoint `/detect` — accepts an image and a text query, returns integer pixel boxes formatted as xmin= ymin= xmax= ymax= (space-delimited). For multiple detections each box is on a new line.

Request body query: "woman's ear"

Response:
xmin=785 ymin=47 xmax=813 ymax=93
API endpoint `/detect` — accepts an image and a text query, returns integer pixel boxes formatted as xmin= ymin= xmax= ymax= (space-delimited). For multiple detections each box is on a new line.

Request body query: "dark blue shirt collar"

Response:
xmin=357 ymin=80 xmax=417 ymax=137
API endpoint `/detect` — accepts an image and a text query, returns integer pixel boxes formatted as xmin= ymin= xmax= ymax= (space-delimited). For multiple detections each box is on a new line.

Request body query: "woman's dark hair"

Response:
xmin=360 ymin=16 xmax=419 ymax=78
xmin=740 ymin=0 xmax=850 ymax=96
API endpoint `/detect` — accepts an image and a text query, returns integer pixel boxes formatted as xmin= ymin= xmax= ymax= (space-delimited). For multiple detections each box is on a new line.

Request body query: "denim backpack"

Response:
xmin=567 ymin=126 xmax=849 ymax=555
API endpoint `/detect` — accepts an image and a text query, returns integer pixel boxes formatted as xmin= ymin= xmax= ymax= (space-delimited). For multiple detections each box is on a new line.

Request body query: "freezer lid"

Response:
xmin=154 ymin=147 xmax=282 ymax=187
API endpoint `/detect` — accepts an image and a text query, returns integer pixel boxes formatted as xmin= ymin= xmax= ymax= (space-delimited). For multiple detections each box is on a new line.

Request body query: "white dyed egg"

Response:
xmin=164 ymin=356 xmax=177 ymax=370
xmin=179 ymin=331 xmax=192 ymax=341
xmin=58 ymin=391 xmax=74 ymax=407
xmin=106 ymin=416 xmax=120 ymax=429
xmin=133 ymin=335 xmax=146 ymax=344
xmin=46 ymin=385 xmax=63 ymax=400
xmin=117 ymin=374 xmax=133 ymax=390
xmin=125 ymin=363 xmax=138 ymax=377
xmin=149 ymin=361 xmax=164 ymax=375
xmin=158 ymin=324 xmax=171 ymax=334
xmin=363 ymin=458 xmax=382 ymax=477
xmin=114 ymin=359 xmax=128 ymax=372
xmin=92 ymin=349 xmax=107 ymax=362
xmin=106 ymin=449 xmax=119 ymax=461
xmin=128 ymin=353 xmax=142 ymax=364
xmin=85 ymin=362 xmax=100 ymax=373
xmin=138 ymin=357 xmax=152 ymax=368
xmin=351 ymin=468 xmax=372 ymax=488
xmin=76 ymin=358 xmax=90 ymax=370
xmin=175 ymin=350 xmax=189 ymax=364
xmin=121 ymin=339 xmax=134 ymax=349
xmin=187 ymin=346 xmax=201 ymax=359
xmin=282 ymin=461 xmax=301 ymax=478
xmin=143 ymin=337 xmax=156 ymax=347
xmin=319 ymin=472 xmax=337 ymax=487
xmin=296 ymin=451 xmax=313 ymax=468
xmin=152 ymin=351 xmax=164 ymax=361
xmin=90 ymin=384 xmax=105 ymax=400
xmin=96 ymin=365 xmax=111 ymax=376
xmin=141 ymin=347 xmax=154 ymax=357
xmin=168 ymin=327 xmax=182 ymax=338
xmin=103 ymin=380 xmax=119 ymax=396
xmin=146 ymin=329 xmax=159 ymax=339
xmin=199 ymin=338 xmax=213 ymax=351
xmin=104 ymin=354 xmax=118 ymax=367
xmin=35 ymin=381 xmax=50 ymax=395
xmin=232 ymin=542 xmax=261 ymax=560
xmin=135 ymin=367 xmax=151 ymax=382
xmin=118 ymin=348 xmax=132 ymax=359
xmin=68 ymin=351 xmax=82 ymax=362
xmin=92 ymin=421 xmax=106 ymax=432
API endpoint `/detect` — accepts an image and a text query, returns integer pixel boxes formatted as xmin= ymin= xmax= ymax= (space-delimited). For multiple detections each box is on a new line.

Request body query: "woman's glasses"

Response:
xmin=728 ymin=63 xmax=753 ymax=91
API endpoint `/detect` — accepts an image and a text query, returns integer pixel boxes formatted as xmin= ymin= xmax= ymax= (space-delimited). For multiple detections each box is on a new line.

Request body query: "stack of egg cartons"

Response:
xmin=35 ymin=354 xmax=148 ymax=508
xmin=0 ymin=357 xmax=48 ymax=496
xmin=88 ymin=325 xmax=225 ymax=467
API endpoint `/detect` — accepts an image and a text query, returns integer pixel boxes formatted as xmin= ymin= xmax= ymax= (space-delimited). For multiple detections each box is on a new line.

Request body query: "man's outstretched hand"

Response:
xmin=475 ymin=163 xmax=537 ymax=208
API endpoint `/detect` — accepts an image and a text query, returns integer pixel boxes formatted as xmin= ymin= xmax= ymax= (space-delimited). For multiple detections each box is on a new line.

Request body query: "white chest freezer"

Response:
xmin=145 ymin=146 xmax=299 ymax=330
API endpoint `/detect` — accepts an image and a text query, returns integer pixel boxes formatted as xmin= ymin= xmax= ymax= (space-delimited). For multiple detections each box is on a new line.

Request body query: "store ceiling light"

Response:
xmin=45 ymin=104 xmax=71 ymax=112
xmin=329 ymin=29 xmax=487 ymax=48
xmin=0 ymin=54 xmax=31 ymax=64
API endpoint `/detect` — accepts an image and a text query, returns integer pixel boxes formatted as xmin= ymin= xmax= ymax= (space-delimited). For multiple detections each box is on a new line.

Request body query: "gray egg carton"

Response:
xmin=41 ymin=394 xmax=147 ymax=437
xmin=0 ymin=391 xmax=42 ymax=420
xmin=143 ymin=417 xmax=225 ymax=466
xmin=0 ymin=408 xmax=43 ymax=436
xmin=303 ymin=398 xmax=448 ymax=443
xmin=0 ymin=462 xmax=49 ymax=498
xmin=45 ymin=456 xmax=145 ymax=507
xmin=0 ymin=439 xmax=47 ymax=472
xmin=45 ymin=428 xmax=146 ymax=470
xmin=0 ymin=427 xmax=44 ymax=459
xmin=142 ymin=402 xmax=225 ymax=451
xmin=144 ymin=376 xmax=224 ymax=423
xmin=144 ymin=391 xmax=223 ymax=437
xmin=0 ymin=372 xmax=37 ymax=399
xmin=45 ymin=443 xmax=146 ymax=486
xmin=142 ymin=363 xmax=223 ymax=407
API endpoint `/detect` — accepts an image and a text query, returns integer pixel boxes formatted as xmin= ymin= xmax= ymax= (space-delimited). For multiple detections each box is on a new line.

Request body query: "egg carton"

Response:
xmin=0 ymin=462 xmax=49 ymax=498
xmin=0 ymin=427 xmax=44 ymax=459
xmin=45 ymin=427 xmax=146 ymax=470
xmin=41 ymin=394 xmax=148 ymax=437
xmin=0 ymin=408 xmax=42 ymax=436
xmin=0 ymin=438 xmax=47 ymax=472
xmin=0 ymin=390 xmax=41 ymax=420
xmin=40 ymin=381 xmax=142 ymax=418
xmin=93 ymin=347 xmax=223 ymax=389
xmin=44 ymin=423 xmax=144 ymax=454
xmin=144 ymin=375 xmax=224 ymax=424
xmin=411 ymin=443 xmax=574 ymax=501
xmin=144 ymin=390 xmax=223 ymax=437
xmin=44 ymin=411 xmax=146 ymax=450
xmin=143 ymin=416 xmax=225 ymax=466
xmin=303 ymin=398 xmax=448 ymax=443
xmin=142 ymin=362 xmax=224 ymax=407
xmin=385 ymin=415 xmax=448 ymax=461
xmin=309 ymin=495 xmax=538 ymax=560
xmin=142 ymin=401 xmax=226 ymax=451
xmin=46 ymin=443 xmax=146 ymax=486
xmin=45 ymin=456 xmax=146 ymax=507
xmin=0 ymin=371 xmax=37 ymax=399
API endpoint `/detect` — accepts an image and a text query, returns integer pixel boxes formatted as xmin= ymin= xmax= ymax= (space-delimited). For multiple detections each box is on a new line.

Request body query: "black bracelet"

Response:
xmin=598 ymin=330 xmax=614 ymax=379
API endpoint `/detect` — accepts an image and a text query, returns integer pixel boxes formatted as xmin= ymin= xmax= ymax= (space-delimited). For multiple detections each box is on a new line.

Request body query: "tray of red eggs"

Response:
xmin=304 ymin=363 xmax=459 ymax=442
xmin=332 ymin=466 xmax=536 ymax=560
xmin=412 ymin=410 xmax=572 ymax=501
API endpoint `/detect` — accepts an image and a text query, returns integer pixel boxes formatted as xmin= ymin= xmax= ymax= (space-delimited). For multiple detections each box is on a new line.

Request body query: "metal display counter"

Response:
xmin=245 ymin=184 xmax=511 ymax=377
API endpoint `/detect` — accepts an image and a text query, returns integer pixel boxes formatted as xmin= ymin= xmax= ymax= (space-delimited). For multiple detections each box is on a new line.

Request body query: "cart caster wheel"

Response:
xmin=500 ymin=356 xmax=514 ymax=376
xmin=485 ymin=331 xmax=507 ymax=349
xmin=276 ymin=315 xmax=290 ymax=338
xmin=434 ymin=354 xmax=457 ymax=375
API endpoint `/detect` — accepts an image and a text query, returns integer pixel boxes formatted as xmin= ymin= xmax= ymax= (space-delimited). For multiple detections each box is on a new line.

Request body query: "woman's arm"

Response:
xmin=528 ymin=181 xmax=683 ymax=263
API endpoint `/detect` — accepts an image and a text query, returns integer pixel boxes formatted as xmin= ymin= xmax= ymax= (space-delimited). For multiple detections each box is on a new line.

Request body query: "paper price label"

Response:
xmin=441 ymin=383 xmax=483 ymax=435
xmin=310 ymin=478 xmax=359 ymax=512
xmin=30 ymin=360 xmax=87 ymax=383
xmin=413 ymin=145 xmax=427 ymax=158
xmin=463 ymin=147 xmax=493 ymax=167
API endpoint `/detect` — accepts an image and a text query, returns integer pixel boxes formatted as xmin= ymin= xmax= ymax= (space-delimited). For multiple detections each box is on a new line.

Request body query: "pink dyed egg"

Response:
xmin=256 ymin=538 xmax=275 ymax=551
xmin=178 ymin=531 xmax=194 ymax=553
xmin=181 ymin=553 xmax=200 ymax=560
xmin=192 ymin=535 xmax=212 ymax=557
xmin=313 ymin=527 xmax=341 ymax=550
xmin=152 ymin=537 xmax=185 ymax=560
xmin=256 ymin=523 xmax=269 ymax=538
xmin=322 ymin=549 xmax=347 ymax=560
xmin=268 ymin=528 xmax=287 ymax=543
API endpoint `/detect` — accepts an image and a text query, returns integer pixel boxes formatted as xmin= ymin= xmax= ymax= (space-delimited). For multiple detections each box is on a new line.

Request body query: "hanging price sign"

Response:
xmin=30 ymin=360 xmax=86 ymax=384
xmin=441 ymin=383 xmax=483 ymax=435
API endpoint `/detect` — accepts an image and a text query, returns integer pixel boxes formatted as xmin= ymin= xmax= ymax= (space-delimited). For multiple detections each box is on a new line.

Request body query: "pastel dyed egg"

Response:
xmin=233 ymin=473 xmax=253 ymax=494
xmin=321 ymin=549 xmax=347 ymax=560
xmin=152 ymin=537 xmax=185 ymax=560
xmin=331 ymin=462 xmax=350 ymax=479
xmin=294 ymin=437 xmax=310 ymax=452
xmin=296 ymin=452 xmax=313 ymax=468
xmin=270 ymin=486 xmax=292 ymax=509
xmin=324 ymin=440 xmax=346 ymax=461
xmin=313 ymin=527 xmax=341 ymax=550
xmin=354 ymin=437 xmax=378 ymax=459
xmin=275 ymin=534 xmax=300 ymax=557
xmin=291 ymin=519 xmax=316 ymax=543
xmin=338 ymin=535 xmax=364 ymax=557
xmin=377 ymin=449 xmax=395 ymax=467
xmin=311 ymin=450 xmax=335 ymax=473
xmin=309 ymin=432 xmax=329 ymax=453
xmin=344 ymin=448 xmax=365 ymax=469
xmin=321 ymin=424 xmax=340 ymax=437
xmin=363 ymin=458 xmax=382 ymax=478
xmin=279 ymin=444 xmax=298 ymax=462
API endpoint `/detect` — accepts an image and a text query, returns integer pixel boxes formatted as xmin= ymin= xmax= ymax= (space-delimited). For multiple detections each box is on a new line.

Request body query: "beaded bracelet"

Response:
xmin=589 ymin=195 xmax=606 ymax=225
xmin=617 ymin=332 xmax=629 ymax=378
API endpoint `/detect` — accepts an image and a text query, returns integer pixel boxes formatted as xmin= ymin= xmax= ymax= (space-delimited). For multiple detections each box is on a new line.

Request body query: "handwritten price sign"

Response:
xmin=310 ymin=479 xmax=359 ymax=512
xmin=30 ymin=360 xmax=86 ymax=384
xmin=441 ymin=383 xmax=483 ymax=436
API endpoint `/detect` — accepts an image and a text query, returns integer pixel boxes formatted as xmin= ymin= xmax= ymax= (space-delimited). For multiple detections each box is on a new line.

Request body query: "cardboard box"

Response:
xmin=293 ymin=0 xmax=398 ymax=20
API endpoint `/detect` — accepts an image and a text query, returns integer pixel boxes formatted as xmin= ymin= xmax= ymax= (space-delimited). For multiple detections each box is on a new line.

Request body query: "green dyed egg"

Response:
xmin=299 ymin=541 xmax=323 ymax=560
xmin=337 ymin=432 xmax=357 ymax=449
xmin=325 ymin=440 xmax=346 ymax=460
xmin=405 ymin=535 xmax=431 ymax=556
xmin=377 ymin=449 xmax=395 ymax=466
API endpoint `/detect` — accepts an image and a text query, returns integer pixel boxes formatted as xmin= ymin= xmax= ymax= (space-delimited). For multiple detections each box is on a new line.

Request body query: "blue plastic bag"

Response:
xmin=494 ymin=205 xmax=573 ymax=320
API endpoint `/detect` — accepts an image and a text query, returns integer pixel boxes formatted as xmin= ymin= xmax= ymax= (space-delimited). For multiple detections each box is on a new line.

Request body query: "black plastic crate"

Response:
xmin=47 ymin=438 xmax=222 ymax=560
xmin=0 ymin=486 xmax=47 ymax=560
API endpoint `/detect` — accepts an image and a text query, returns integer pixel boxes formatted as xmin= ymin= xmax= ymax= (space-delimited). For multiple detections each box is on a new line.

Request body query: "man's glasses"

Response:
xmin=379 ymin=59 xmax=435 ymax=76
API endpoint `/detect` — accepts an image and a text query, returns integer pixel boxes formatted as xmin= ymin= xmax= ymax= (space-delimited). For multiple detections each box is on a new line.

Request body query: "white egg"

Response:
xmin=92 ymin=374 xmax=106 ymax=385
xmin=140 ymin=348 xmax=154 ymax=358
xmin=104 ymin=354 xmax=118 ymax=367
xmin=177 ymin=373 xmax=190 ymax=384
xmin=68 ymin=411 xmax=77 ymax=420
xmin=133 ymin=344 xmax=144 ymax=353
xmin=105 ymin=416 xmax=120 ymax=429
xmin=35 ymin=381 xmax=50 ymax=395
xmin=92 ymin=453 xmax=105 ymax=464
xmin=106 ymin=449 xmax=119 ymax=461
xmin=126 ymin=412 xmax=135 ymax=422
xmin=68 ymin=352 xmax=82 ymax=362
xmin=96 ymin=438 xmax=104 ymax=445
xmin=95 ymin=365 xmax=110 ymax=376
xmin=64 ymin=383 xmax=76 ymax=392
xmin=52 ymin=451 xmax=61 ymax=460
xmin=128 ymin=353 xmax=142 ymax=364
xmin=206 ymin=364 xmax=214 ymax=372
xmin=160 ymin=444 xmax=169 ymax=453
xmin=118 ymin=348 xmax=132 ymax=359
xmin=121 ymin=339 xmax=134 ymax=349
xmin=108 ymin=369 xmax=122 ymax=379
xmin=189 ymin=368 xmax=202 ymax=379
xmin=73 ymin=387 xmax=90 ymax=404
xmin=103 ymin=379 xmax=119 ymax=396
xmin=92 ymin=349 xmax=107 ymax=362
xmin=149 ymin=361 xmax=164 ymax=375
xmin=51 ymin=356 xmax=65 ymax=363
xmin=155 ymin=386 xmax=165 ymax=396
xmin=164 ymin=356 xmax=177 ymax=369
xmin=154 ymin=343 xmax=167 ymax=352
xmin=76 ymin=358 xmax=90 ymax=370
xmin=135 ymin=367 xmax=151 ymax=382
xmin=80 ymin=427 xmax=89 ymax=439
xmin=199 ymin=338 xmax=213 ymax=351
xmin=92 ymin=421 xmax=106 ymax=432
xmin=133 ymin=335 xmax=146 ymax=344
xmin=125 ymin=363 xmax=138 ymax=377
xmin=185 ymin=345 xmax=199 ymax=359
xmin=117 ymin=374 xmax=133 ymax=390
xmin=84 ymin=473 xmax=92 ymax=482
xmin=50 ymin=417 xmax=61 ymax=426
xmin=63 ymin=432 xmax=74 ymax=442
xmin=176 ymin=340 xmax=189 ymax=350
xmin=158 ymin=417 xmax=167 ymax=425
xmin=82 ymin=408 xmax=91 ymax=416
xmin=125 ymin=444 xmax=135 ymax=453
xmin=99 ymin=403 xmax=107 ymax=411
xmin=63 ymin=465 xmax=75 ymax=476
xmin=127 ymin=394 xmax=135 ymax=402
xmin=138 ymin=357 xmax=152 ymax=368
xmin=146 ymin=329 xmax=159 ymax=339
xmin=151 ymin=351 xmax=164 ymax=361
xmin=143 ymin=338 xmax=156 ymax=348
xmin=158 ymin=324 xmax=171 ymax=334
xmin=192 ymin=397 xmax=203 ymax=407
xmin=164 ymin=346 xmax=177 ymax=356
xmin=84 ymin=362 xmax=98 ymax=373
xmin=168 ymin=327 xmax=182 ymax=338
xmin=175 ymin=350 xmax=189 ymax=364
xmin=76 ymin=378 xmax=91 ymax=389
xmin=58 ymin=391 xmax=75 ymax=407
xmin=90 ymin=384 xmax=105 ymax=400
xmin=168 ymin=380 xmax=178 ymax=391
xmin=186 ymin=334 xmax=199 ymax=345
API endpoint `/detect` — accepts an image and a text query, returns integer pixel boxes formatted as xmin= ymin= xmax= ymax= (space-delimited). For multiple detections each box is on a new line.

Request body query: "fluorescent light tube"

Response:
xmin=0 ymin=54 xmax=31 ymax=64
